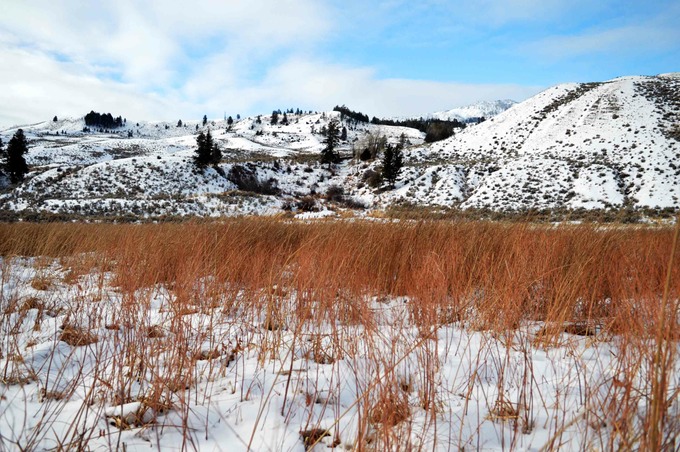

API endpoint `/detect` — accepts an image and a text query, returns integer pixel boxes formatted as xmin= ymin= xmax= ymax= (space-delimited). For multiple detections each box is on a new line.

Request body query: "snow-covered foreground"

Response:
xmin=1 ymin=256 xmax=678 ymax=451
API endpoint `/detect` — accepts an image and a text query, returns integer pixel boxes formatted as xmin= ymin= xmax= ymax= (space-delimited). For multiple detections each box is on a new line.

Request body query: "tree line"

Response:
xmin=84 ymin=111 xmax=125 ymax=129
xmin=333 ymin=105 xmax=465 ymax=142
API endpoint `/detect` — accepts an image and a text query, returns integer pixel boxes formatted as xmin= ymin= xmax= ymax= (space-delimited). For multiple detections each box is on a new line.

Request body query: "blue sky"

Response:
xmin=1 ymin=0 xmax=678 ymax=127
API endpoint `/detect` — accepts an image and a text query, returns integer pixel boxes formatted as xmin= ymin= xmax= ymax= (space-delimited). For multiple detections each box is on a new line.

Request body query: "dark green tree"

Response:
xmin=227 ymin=116 xmax=234 ymax=127
xmin=53 ymin=116 xmax=58 ymax=122
xmin=211 ymin=136 xmax=222 ymax=164
xmin=84 ymin=111 xmax=124 ymax=129
xmin=194 ymin=130 xmax=212 ymax=168
xmin=177 ymin=119 xmax=183 ymax=127
xmin=270 ymin=111 xmax=279 ymax=125
xmin=202 ymin=115 xmax=208 ymax=126
xmin=341 ymin=126 xmax=347 ymax=141
xmin=382 ymin=142 xmax=404 ymax=188
xmin=5 ymin=129 xmax=29 ymax=184
xmin=321 ymin=120 xmax=341 ymax=165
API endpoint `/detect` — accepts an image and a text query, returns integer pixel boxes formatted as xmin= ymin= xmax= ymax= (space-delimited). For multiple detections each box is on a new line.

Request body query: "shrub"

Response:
xmin=363 ymin=169 xmax=383 ymax=188
xmin=325 ymin=185 xmax=345 ymax=202
xmin=228 ymin=165 xmax=279 ymax=195
xmin=297 ymin=196 xmax=317 ymax=212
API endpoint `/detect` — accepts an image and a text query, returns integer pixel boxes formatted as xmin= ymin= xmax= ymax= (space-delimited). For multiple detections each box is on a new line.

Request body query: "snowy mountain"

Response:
xmin=1 ymin=74 xmax=678 ymax=220
xmin=430 ymin=99 xmax=517 ymax=122
xmin=409 ymin=74 xmax=680 ymax=212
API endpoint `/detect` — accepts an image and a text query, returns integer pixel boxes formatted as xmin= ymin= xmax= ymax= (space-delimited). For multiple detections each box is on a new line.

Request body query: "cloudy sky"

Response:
xmin=1 ymin=0 xmax=678 ymax=127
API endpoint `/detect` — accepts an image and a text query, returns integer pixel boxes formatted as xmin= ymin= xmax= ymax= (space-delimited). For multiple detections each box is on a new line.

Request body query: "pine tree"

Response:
xmin=321 ymin=120 xmax=341 ymax=165
xmin=341 ymin=126 xmax=347 ymax=141
xmin=202 ymin=115 xmax=208 ymax=126
xmin=53 ymin=116 xmax=58 ymax=122
xmin=194 ymin=130 xmax=211 ymax=169
xmin=5 ymin=129 xmax=29 ymax=184
xmin=271 ymin=111 xmax=279 ymax=125
xmin=382 ymin=142 xmax=403 ymax=188
xmin=227 ymin=116 xmax=233 ymax=127
xmin=211 ymin=141 xmax=222 ymax=164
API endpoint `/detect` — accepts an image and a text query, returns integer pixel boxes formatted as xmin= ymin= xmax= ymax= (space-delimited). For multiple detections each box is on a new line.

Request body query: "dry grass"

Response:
xmin=1 ymin=219 xmax=675 ymax=333
xmin=0 ymin=218 xmax=678 ymax=450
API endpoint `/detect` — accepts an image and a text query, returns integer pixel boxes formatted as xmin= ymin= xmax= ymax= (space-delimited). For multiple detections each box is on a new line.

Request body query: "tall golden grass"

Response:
xmin=0 ymin=219 xmax=677 ymax=334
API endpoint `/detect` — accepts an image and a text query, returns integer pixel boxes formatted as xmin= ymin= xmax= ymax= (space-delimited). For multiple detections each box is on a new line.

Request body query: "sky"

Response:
xmin=0 ymin=0 xmax=678 ymax=127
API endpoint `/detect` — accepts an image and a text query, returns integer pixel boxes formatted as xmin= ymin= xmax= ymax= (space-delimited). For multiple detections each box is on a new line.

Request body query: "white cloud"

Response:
xmin=0 ymin=0 xmax=330 ymax=87
xmin=206 ymin=57 xmax=542 ymax=118
xmin=0 ymin=0 xmax=545 ymax=127
xmin=0 ymin=47 xmax=182 ymax=127
xmin=0 ymin=45 xmax=542 ymax=128
xmin=524 ymin=24 xmax=680 ymax=59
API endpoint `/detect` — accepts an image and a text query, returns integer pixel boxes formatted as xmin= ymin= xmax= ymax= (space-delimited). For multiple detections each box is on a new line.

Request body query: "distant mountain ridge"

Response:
xmin=430 ymin=99 xmax=517 ymax=122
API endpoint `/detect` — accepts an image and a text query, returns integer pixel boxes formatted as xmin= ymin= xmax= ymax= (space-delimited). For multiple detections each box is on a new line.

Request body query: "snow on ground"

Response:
xmin=1 ymin=256 xmax=678 ymax=450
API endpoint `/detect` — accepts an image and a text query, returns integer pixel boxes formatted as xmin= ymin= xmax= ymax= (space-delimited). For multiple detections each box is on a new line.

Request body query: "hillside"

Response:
xmin=0 ymin=74 xmax=679 ymax=220
xmin=412 ymin=74 xmax=680 ymax=212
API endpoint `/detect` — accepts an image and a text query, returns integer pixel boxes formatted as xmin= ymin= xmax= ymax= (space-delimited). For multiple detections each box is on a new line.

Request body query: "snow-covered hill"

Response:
xmin=410 ymin=75 xmax=680 ymax=212
xmin=1 ymin=74 xmax=679 ymax=220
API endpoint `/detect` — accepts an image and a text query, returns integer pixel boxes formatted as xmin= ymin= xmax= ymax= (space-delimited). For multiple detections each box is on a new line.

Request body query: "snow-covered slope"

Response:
xmin=1 ymin=74 xmax=679 ymax=219
xmin=408 ymin=75 xmax=680 ymax=211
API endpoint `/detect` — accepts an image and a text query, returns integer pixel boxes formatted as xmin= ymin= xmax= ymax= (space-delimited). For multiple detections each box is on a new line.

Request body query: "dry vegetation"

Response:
xmin=0 ymin=218 xmax=678 ymax=450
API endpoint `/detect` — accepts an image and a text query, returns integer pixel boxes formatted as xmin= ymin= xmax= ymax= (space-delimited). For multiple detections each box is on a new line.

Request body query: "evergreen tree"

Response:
xmin=194 ymin=129 xmax=221 ymax=170
xmin=84 ymin=111 xmax=125 ymax=129
xmin=382 ymin=142 xmax=404 ymax=188
xmin=177 ymin=119 xmax=183 ymax=127
xmin=236 ymin=114 xmax=240 ymax=120
xmin=53 ymin=116 xmax=58 ymax=122
xmin=281 ymin=112 xmax=288 ymax=125
xmin=321 ymin=120 xmax=341 ymax=165
xmin=341 ymin=126 xmax=347 ymax=141
xmin=227 ymin=116 xmax=233 ymax=126
xmin=202 ymin=115 xmax=208 ymax=126
xmin=194 ymin=130 xmax=211 ymax=168
xmin=211 ymin=139 xmax=222 ymax=164
xmin=271 ymin=111 xmax=279 ymax=125
xmin=5 ymin=129 xmax=29 ymax=184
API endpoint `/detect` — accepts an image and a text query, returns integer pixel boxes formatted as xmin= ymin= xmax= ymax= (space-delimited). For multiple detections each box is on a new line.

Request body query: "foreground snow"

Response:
xmin=1 ymin=256 xmax=678 ymax=451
